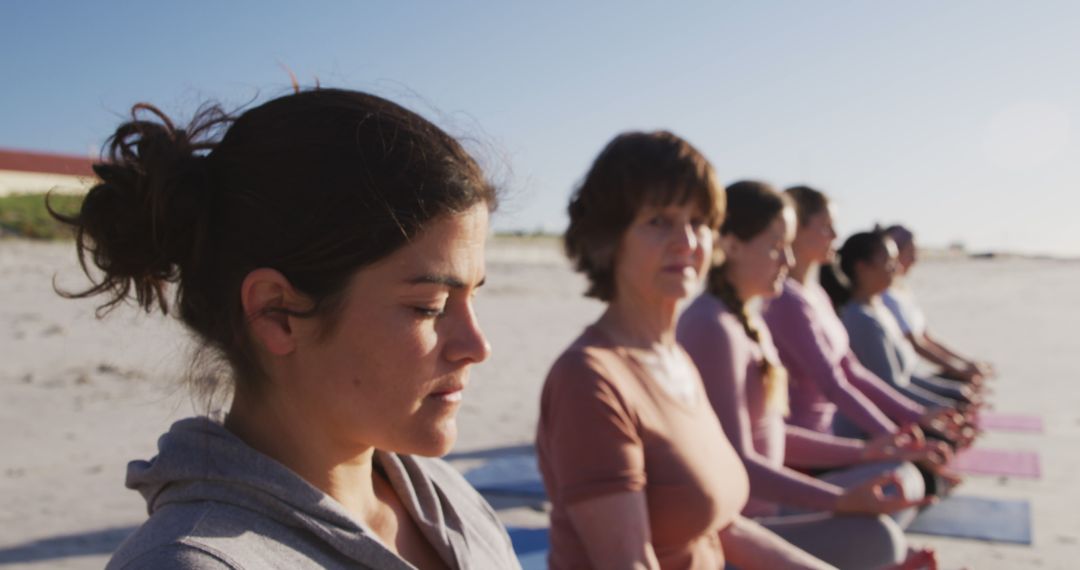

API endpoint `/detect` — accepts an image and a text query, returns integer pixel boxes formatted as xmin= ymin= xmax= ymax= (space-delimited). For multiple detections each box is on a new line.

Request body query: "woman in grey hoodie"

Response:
xmin=51 ymin=88 xmax=519 ymax=569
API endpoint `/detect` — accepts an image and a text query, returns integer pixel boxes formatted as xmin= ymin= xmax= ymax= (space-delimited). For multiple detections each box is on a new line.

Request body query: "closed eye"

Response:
xmin=413 ymin=306 xmax=446 ymax=318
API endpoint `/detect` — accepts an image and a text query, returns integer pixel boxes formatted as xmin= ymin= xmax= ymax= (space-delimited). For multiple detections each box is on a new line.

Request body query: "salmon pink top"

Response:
xmin=537 ymin=325 xmax=749 ymax=570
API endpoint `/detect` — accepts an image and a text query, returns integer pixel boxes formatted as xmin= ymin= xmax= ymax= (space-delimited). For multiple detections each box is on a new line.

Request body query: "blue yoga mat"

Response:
xmin=507 ymin=498 xmax=1032 ymax=565
xmin=508 ymin=527 xmax=549 ymax=570
xmin=463 ymin=454 xmax=546 ymax=497
xmin=907 ymin=495 xmax=1032 ymax=545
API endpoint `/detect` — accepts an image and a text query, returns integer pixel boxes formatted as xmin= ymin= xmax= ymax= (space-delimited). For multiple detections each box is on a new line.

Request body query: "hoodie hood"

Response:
xmin=124 ymin=416 xmax=517 ymax=569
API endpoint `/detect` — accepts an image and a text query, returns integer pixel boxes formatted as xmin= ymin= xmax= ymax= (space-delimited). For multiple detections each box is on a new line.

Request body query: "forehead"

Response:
xmin=635 ymin=179 xmax=720 ymax=218
xmin=882 ymin=237 xmax=899 ymax=256
xmin=748 ymin=210 xmax=796 ymax=247
xmin=636 ymin=195 xmax=708 ymax=216
xmin=805 ymin=206 xmax=834 ymax=227
xmin=757 ymin=210 xmax=794 ymax=238
xmin=365 ymin=206 xmax=489 ymax=285
xmin=780 ymin=207 xmax=797 ymax=239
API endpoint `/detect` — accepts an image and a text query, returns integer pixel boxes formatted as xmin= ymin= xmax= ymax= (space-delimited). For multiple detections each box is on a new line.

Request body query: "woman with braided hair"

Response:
xmin=678 ymin=181 xmax=938 ymax=569
xmin=52 ymin=88 xmax=519 ymax=569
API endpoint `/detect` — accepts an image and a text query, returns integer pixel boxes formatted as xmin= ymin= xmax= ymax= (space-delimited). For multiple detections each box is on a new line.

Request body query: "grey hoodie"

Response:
xmin=107 ymin=417 xmax=521 ymax=569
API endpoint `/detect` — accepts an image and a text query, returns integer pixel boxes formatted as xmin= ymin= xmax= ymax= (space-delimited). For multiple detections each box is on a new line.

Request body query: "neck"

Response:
xmin=851 ymin=285 xmax=877 ymax=304
xmin=790 ymin=256 xmax=817 ymax=285
xmin=598 ymin=291 xmax=680 ymax=349
xmin=716 ymin=267 xmax=754 ymax=305
xmin=731 ymin=278 xmax=755 ymax=306
xmin=225 ymin=387 xmax=379 ymax=521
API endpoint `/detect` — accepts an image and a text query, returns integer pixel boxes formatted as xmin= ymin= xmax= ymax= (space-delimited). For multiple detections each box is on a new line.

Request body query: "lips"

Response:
xmin=428 ymin=383 xmax=465 ymax=402
xmin=661 ymin=263 xmax=695 ymax=274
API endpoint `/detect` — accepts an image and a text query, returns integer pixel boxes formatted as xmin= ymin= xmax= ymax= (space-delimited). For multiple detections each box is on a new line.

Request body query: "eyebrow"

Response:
xmin=405 ymin=274 xmax=486 ymax=289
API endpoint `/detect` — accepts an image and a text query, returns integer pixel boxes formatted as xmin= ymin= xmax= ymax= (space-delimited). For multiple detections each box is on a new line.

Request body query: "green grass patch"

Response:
xmin=0 ymin=192 xmax=84 ymax=240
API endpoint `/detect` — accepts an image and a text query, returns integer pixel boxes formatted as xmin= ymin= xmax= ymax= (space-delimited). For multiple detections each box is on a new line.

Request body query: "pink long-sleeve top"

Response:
xmin=679 ymin=293 xmax=872 ymax=517
xmin=762 ymin=278 xmax=924 ymax=437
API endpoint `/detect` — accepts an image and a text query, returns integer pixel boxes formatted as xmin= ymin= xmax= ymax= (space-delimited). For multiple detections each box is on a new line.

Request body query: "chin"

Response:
xmin=663 ymin=287 xmax=694 ymax=302
xmin=658 ymin=277 xmax=698 ymax=298
xmin=408 ymin=420 xmax=459 ymax=458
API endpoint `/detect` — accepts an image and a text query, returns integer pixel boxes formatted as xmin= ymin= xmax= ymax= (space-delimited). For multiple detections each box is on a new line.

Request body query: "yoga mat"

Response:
xmin=907 ymin=495 xmax=1032 ymax=544
xmin=508 ymin=527 xmax=549 ymax=570
xmin=463 ymin=454 xmax=546 ymax=497
xmin=976 ymin=411 xmax=1044 ymax=433
xmin=950 ymin=448 xmax=1041 ymax=479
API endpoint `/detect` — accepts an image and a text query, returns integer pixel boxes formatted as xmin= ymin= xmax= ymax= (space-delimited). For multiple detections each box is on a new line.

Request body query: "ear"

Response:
xmin=240 ymin=268 xmax=309 ymax=357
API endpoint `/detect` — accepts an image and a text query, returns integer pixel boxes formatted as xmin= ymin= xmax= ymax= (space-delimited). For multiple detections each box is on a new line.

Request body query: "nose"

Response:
xmin=671 ymin=220 xmax=698 ymax=253
xmin=445 ymin=301 xmax=492 ymax=365
xmin=781 ymin=246 xmax=795 ymax=269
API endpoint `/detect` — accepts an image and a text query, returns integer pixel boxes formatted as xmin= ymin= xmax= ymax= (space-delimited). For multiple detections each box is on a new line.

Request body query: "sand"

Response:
xmin=1 ymin=237 xmax=1077 ymax=569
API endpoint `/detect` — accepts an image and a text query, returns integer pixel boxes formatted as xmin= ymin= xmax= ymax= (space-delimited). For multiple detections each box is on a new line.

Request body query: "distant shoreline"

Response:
xmin=0 ymin=224 xmax=1071 ymax=264
xmin=489 ymin=233 xmax=1080 ymax=264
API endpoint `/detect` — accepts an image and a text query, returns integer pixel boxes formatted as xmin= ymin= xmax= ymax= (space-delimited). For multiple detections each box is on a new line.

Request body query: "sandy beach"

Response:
xmin=1 ymin=237 xmax=1078 ymax=569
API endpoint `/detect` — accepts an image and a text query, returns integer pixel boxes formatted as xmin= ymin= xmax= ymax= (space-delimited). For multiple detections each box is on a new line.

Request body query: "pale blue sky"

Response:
xmin=4 ymin=1 xmax=1079 ymax=256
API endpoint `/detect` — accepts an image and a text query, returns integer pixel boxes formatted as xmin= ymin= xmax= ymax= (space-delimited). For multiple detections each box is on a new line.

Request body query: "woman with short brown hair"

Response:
xmin=538 ymin=131 xmax=831 ymax=569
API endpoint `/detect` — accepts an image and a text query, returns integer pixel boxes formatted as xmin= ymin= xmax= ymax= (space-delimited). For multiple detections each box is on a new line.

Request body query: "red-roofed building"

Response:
xmin=0 ymin=148 xmax=96 ymax=196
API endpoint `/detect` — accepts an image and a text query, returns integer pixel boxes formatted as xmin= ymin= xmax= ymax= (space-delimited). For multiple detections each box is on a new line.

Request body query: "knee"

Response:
xmin=872 ymin=460 xmax=926 ymax=503
xmin=865 ymin=514 xmax=908 ymax=566
xmin=823 ymin=514 xmax=909 ymax=568
xmin=894 ymin=460 xmax=926 ymax=502
xmin=875 ymin=460 xmax=927 ymax=528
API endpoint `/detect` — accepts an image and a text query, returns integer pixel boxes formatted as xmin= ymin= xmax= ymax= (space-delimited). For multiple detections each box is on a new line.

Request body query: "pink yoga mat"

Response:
xmin=950 ymin=448 xmax=1042 ymax=478
xmin=976 ymin=411 xmax=1044 ymax=433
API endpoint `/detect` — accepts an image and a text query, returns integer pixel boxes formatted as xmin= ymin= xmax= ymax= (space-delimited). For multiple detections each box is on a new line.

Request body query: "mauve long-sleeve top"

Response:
xmin=762 ymin=279 xmax=924 ymax=436
xmin=679 ymin=293 xmax=873 ymax=517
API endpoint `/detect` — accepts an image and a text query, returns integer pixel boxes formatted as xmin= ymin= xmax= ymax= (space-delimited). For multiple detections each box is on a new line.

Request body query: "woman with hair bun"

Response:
xmin=679 ymin=181 xmax=938 ymax=569
xmin=53 ymin=89 xmax=518 ymax=569
xmin=761 ymin=186 xmax=969 ymax=491
xmin=821 ymin=230 xmax=980 ymax=413
xmin=882 ymin=224 xmax=994 ymax=386
xmin=537 ymin=133 xmax=835 ymax=569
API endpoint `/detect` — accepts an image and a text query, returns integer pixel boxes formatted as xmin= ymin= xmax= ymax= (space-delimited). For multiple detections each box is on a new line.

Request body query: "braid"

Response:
xmin=707 ymin=264 xmax=790 ymax=415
